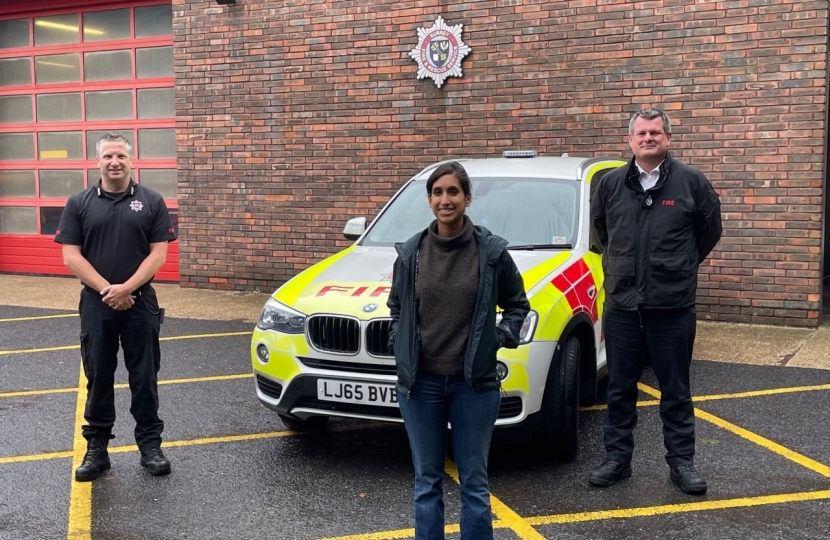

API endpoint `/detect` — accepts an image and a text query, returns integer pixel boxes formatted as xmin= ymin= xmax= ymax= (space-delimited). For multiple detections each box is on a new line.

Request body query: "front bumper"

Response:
xmin=254 ymin=371 xmax=525 ymax=424
xmin=251 ymin=327 xmax=558 ymax=426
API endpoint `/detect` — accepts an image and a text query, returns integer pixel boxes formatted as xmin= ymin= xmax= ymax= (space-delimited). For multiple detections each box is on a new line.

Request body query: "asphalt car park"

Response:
xmin=2 ymin=304 xmax=830 ymax=540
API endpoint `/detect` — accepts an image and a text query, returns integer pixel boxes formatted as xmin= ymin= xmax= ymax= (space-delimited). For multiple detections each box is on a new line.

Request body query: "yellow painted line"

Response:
xmin=0 ymin=450 xmax=73 ymax=464
xmin=107 ymin=430 xmax=298 ymax=454
xmin=0 ymin=344 xmax=80 ymax=356
xmin=308 ymin=490 xmax=830 ymax=538
xmin=0 ymin=331 xmax=251 ymax=357
xmin=155 ymin=373 xmax=252 ymax=386
xmin=693 ymin=383 xmax=830 ymax=403
xmin=639 ymin=383 xmax=830 ymax=478
xmin=694 ymin=408 xmax=830 ymax=477
xmin=0 ymin=387 xmax=78 ymax=399
xmin=159 ymin=331 xmax=250 ymax=342
xmin=445 ymin=459 xmax=546 ymax=540
xmin=313 ymin=461 xmax=535 ymax=540
xmin=0 ymin=430 xmax=298 ymax=465
xmin=310 ymin=527 xmax=417 ymax=540
xmin=527 ymin=489 xmax=830 ymax=525
xmin=312 ymin=520 xmax=535 ymax=540
xmin=107 ymin=423 xmax=377 ymax=454
xmin=1 ymin=423 xmax=378 ymax=466
xmin=580 ymin=382 xmax=830 ymax=412
xmin=0 ymin=373 xmax=253 ymax=400
xmin=0 ymin=313 xmax=77 ymax=322
xmin=581 ymin=400 xmax=658 ymax=412
xmin=67 ymin=364 xmax=91 ymax=540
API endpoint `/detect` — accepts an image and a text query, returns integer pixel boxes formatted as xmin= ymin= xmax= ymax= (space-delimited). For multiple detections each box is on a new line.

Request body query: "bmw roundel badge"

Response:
xmin=363 ymin=303 xmax=378 ymax=313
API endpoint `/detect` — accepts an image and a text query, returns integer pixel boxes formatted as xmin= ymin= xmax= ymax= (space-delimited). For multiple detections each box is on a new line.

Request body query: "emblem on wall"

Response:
xmin=408 ymin=15 xmax=471 ymax=88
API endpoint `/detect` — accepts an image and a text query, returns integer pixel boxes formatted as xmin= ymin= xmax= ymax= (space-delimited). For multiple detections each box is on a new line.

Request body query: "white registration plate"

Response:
xmin=317 ymin=379 xmax=399 ymax=407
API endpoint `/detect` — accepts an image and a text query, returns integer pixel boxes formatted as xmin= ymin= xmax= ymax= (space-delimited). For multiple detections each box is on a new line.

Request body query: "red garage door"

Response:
xmin=0 ymin=0 xmax=178 ymax=282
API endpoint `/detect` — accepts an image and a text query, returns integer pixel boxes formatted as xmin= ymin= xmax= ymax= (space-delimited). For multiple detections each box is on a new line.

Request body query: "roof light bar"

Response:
xmin=502 ymin=150 xmax=538 ymax=158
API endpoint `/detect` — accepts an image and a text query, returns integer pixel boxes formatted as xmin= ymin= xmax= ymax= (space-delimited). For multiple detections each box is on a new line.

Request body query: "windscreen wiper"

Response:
xmin=505 ymin=244 xmax=573 ymax=251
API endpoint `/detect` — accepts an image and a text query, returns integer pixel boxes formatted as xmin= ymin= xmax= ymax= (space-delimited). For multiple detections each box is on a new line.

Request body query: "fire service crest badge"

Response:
xmin=408 ymin=15 xmax=471 ymax=88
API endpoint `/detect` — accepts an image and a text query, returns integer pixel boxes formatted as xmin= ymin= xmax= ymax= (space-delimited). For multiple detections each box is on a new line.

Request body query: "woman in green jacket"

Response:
xmin=387 ymin=161 xmax=529 ymax=540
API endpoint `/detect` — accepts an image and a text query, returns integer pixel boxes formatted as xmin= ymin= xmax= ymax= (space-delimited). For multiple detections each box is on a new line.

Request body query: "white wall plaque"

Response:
xmin=409 ymin=15 xmax=471 ymax=88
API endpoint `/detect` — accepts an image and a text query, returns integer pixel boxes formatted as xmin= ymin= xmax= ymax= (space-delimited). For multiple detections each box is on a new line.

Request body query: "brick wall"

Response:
xmin=173 ymin=0 xmax=828 ymax=327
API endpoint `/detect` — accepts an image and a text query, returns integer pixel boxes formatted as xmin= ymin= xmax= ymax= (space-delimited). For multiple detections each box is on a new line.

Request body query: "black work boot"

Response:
xmin=588 ymin=459 xmax=632 ymax=487
xmin=75 ymin=437 xmax=111 ymax=482
xmin=670 ymin=464 xmax=708 ymax=495
xmin=140 ymin=447 xmax=172 ymax=476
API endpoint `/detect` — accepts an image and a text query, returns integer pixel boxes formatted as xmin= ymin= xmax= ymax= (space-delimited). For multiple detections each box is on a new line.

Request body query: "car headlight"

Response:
xmin=496 ymin=310 xmax=538 ymax=345
xmin=256 ymin=298 xmax=306 ymax=334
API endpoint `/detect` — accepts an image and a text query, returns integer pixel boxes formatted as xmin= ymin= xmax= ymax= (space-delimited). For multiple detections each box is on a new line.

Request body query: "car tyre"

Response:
xmin=539 ymin=335 xmax=580 ymax=460
xmin=278 ymin=414 xmax=329 ymax=432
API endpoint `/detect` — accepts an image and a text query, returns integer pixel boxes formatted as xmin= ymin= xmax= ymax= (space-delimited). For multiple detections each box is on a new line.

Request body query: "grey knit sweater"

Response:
xmin=415 ymin=217 xmax=480 ymax=376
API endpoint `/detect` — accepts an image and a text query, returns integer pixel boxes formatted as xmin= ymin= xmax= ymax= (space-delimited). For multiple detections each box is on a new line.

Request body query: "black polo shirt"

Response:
xmin=54 ymin=179 xmax=177 ymax=286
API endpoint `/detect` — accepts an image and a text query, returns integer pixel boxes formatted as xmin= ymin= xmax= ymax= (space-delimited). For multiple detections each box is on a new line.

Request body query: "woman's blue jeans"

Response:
xmin=398 ymin=374 xmax=501 ymax=540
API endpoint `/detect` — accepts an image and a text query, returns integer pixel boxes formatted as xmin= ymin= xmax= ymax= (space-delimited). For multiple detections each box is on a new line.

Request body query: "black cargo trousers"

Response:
xmin=601 ymin=305 xmax=697 ymax=468
xmin=78 ymin=285 xmax=164 ymax=452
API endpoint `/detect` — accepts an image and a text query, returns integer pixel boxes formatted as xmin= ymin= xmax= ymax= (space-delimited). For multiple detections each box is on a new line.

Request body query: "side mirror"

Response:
xmin=343 ymin=217 xmax=367 ymax=240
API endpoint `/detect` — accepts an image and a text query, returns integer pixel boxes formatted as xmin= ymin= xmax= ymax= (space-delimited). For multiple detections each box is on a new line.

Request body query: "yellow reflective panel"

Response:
xmin=583 ymin=161 xmax=626 ymax=184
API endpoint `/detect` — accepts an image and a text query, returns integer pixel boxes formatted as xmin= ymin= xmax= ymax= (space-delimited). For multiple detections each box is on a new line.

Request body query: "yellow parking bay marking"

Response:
xmin=526 ymin=489 xmax=830 ymax=526
xmin=445 ymin=459 xmax=546 ymax=540
xmin=106 ymin=423 xmax=377 ymax=454
xmin=159 ymin=331 xmax=250 ymax=341
xmin=67 ymin=364 xmax=91 ymax=540
xmin=0 ymin=387 xmax=78 ymax=399
xmin=581 ymin=400 xmax=657 ymax=411
xmin=107 ymin=431 xmax=298 ymax=454
xmin=315 ymin=522 xmax=539 ymax=540
xmin=639 ymin=383 xmax=830 ymax=478
xmin=0 ymin=313 xmax=77 ymax=322
xmin=0 ymin=373 xmax=253 ymax=400
xmin=0 ymin=344 xmax=80 ymax=356
xmin=155 ymin=373 xmax=252 ymax=386
xmin=0 ymin=450 xmax=73 ymax=465
xmin=0 ymin=431 xmax=296 ymax=465
xmin=312 ymin=461 xmax=542 ymax=540
xmin=60 ymin=333 xmax=245 ymax=540
xmin=311 ymin=490 xmax=830 ymax=539
xmin=0 ymin=423 xmax=374 ymax=465
xmin=314 ymin=527 xmax=417 ymax=540
xmin=695 ymin=409 xmax=830 ymax=477
xmin=0 ymin=331 xmax=251 ymax=357
xmin=580 ymin=382 xmax=830 ymax=412
xmin=692 ymin=383 xmax=830 ymax=403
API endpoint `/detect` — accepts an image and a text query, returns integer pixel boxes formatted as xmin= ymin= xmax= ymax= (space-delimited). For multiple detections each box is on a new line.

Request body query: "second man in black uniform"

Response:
xmin=55 ymin=133 xmax=177 ymax=481
xmin=589 ymin=108 xmax=722 ymax=495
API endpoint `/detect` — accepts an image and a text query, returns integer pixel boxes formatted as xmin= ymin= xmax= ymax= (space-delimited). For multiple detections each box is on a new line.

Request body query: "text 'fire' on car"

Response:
xmin=251 ymin=151 xmax=626 ymax=459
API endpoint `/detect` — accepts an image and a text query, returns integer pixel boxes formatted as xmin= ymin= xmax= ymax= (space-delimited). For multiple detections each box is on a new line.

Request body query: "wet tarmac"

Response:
xmin=2 ymin=304 xmax=829 ymax=540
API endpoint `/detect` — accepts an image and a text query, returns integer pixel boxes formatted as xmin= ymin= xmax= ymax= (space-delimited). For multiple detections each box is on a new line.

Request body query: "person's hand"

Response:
xmin=101 ymin=284 xmax=135 ymax=311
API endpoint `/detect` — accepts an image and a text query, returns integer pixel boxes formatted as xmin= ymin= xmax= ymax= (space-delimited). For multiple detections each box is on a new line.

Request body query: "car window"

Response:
xmin=362 ymin=177 xmax=579 ymax=247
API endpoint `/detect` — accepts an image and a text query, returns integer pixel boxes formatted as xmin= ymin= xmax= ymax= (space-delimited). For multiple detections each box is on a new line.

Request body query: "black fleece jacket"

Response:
xmin=590 ymin=152 xmax=722 ymax=310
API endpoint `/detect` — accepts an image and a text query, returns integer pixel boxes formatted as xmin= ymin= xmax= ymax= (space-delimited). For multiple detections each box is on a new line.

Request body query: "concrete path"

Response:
xmin=1 ymin=274 xmax=828 ymax=370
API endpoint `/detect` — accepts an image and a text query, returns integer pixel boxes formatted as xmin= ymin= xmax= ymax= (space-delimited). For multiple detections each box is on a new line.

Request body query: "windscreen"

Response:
xmin=361 ymin=177 xmax=580 ymax=247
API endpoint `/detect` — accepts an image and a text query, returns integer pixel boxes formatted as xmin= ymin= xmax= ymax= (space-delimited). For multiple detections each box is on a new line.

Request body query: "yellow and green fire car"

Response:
xmin=251 ymin=151 xmax=625 ymax=458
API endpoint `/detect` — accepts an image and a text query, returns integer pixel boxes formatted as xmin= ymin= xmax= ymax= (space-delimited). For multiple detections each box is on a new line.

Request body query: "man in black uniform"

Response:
xmin=589 ymin=108 xmax=722 ymax=495
xmin=55 ymin=133 xmax=177 ymax=481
